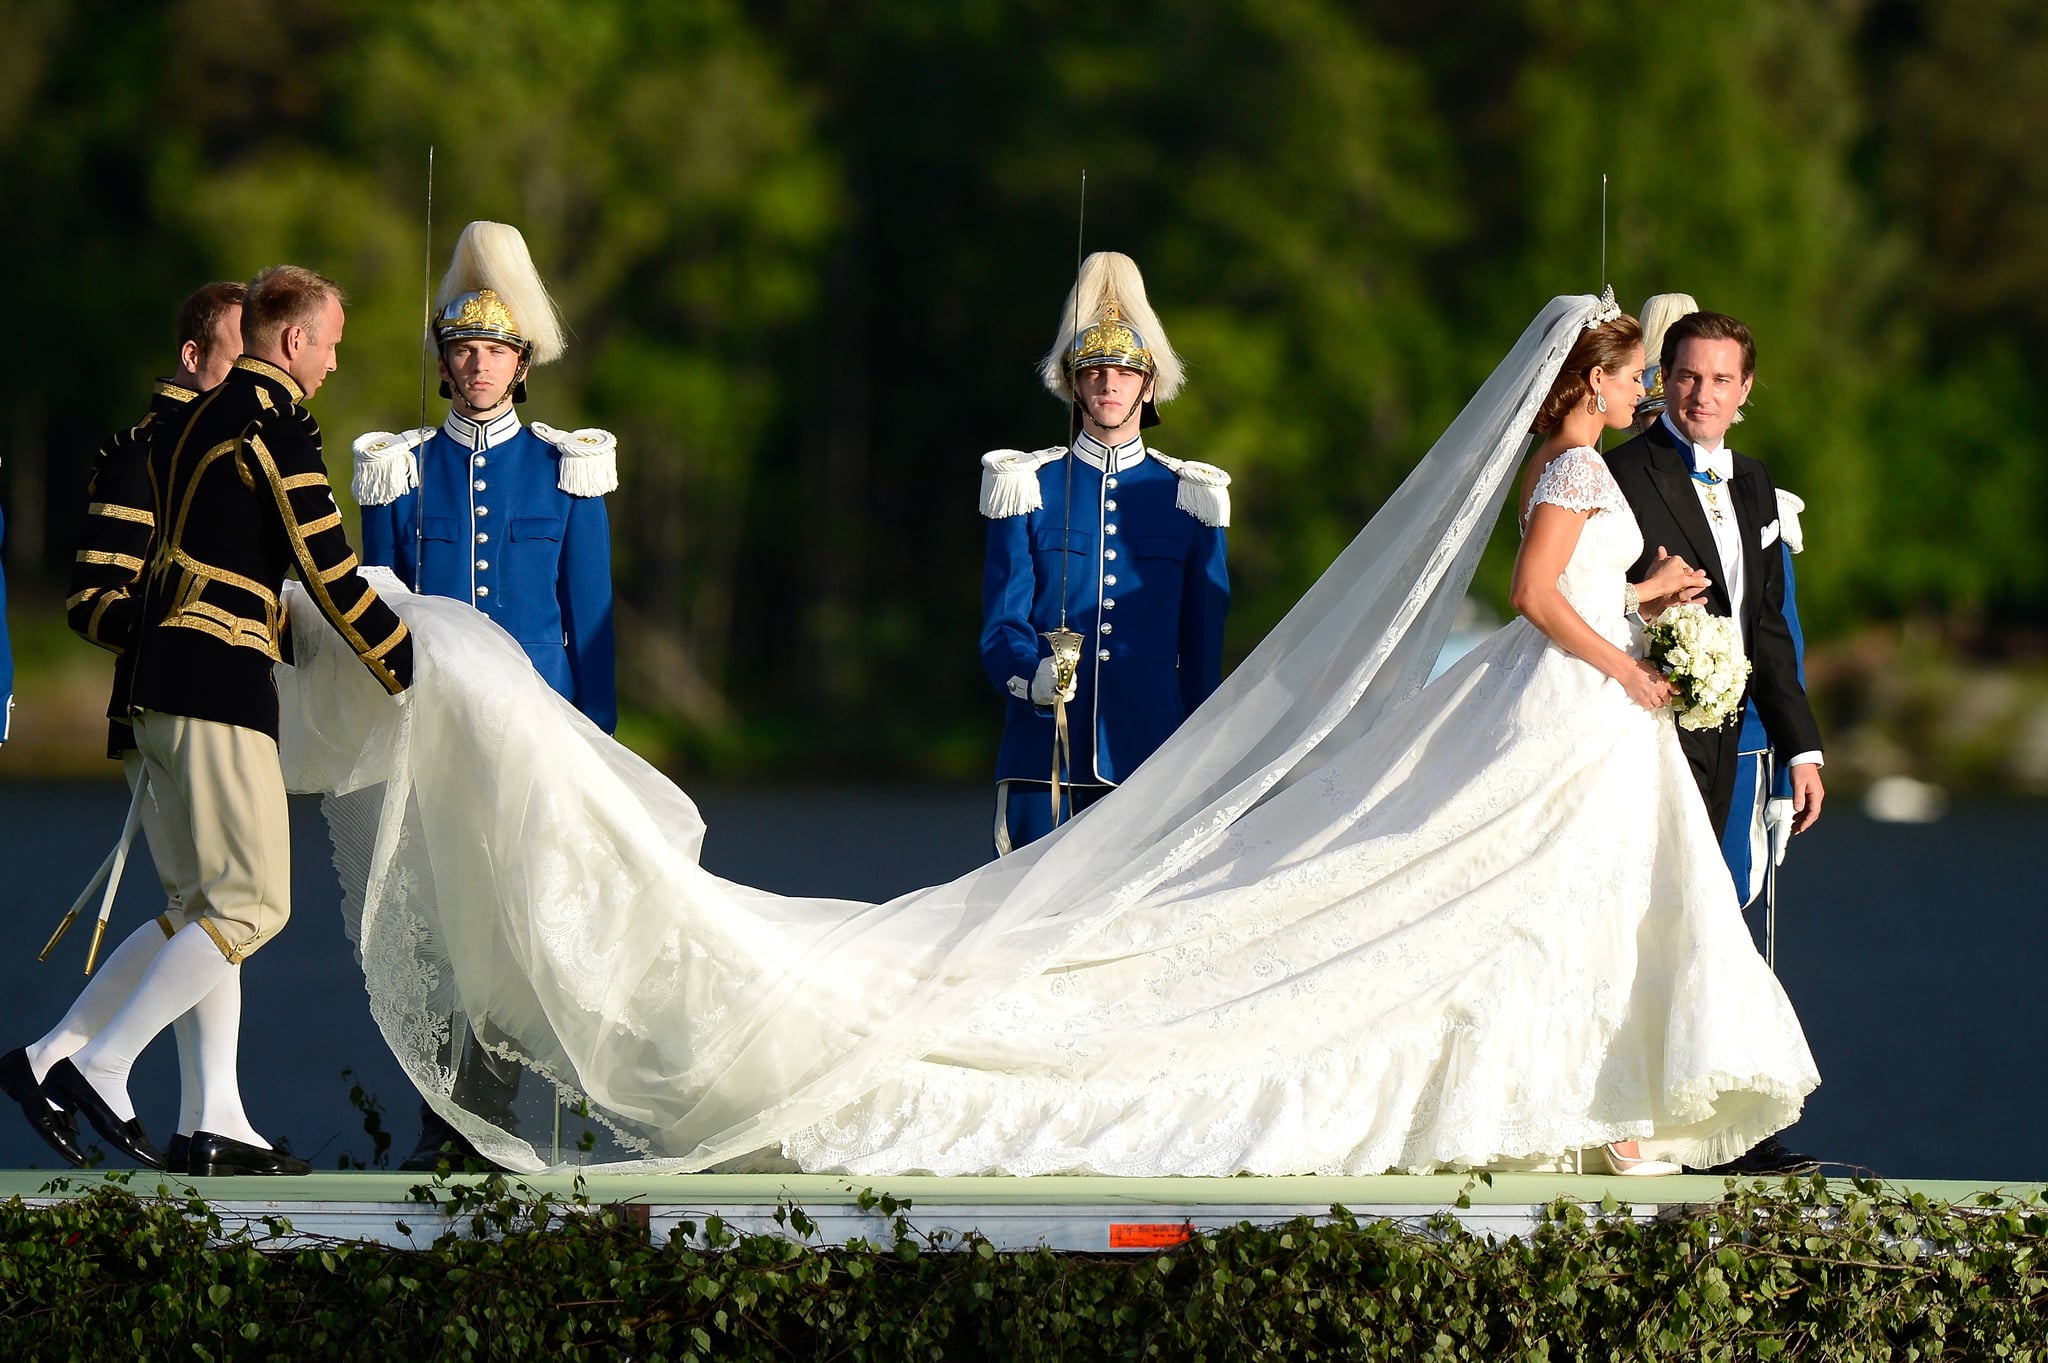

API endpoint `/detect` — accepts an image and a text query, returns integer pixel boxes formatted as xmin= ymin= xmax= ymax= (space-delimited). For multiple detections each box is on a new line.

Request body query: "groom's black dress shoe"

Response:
xmin=1699 ymin=1134 xmax=1823 ymax=1176
xmin=164 ymin=1134 xmax=191 ymax=1176
xmin=41 ymin=1060 xmax=164 ymax=1170
xmin=1 ymin=1048 xmax=86 ymax=1167
xmin=186 ymin=1131 xmax=312 ymax=1177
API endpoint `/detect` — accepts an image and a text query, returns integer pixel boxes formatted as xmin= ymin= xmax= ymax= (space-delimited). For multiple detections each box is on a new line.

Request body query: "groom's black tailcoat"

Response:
xmin=1605 ymin=419 xmax=1822 ymax=833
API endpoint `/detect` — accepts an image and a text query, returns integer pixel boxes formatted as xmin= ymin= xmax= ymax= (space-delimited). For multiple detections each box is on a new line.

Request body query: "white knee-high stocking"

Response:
xmin=188 ymin=967 xmax=265 ymax=1147
xmin=24 ymin=920 xmax=167 ymax=1081
xmin=70 ymin=924 xmax=232 ymax=1123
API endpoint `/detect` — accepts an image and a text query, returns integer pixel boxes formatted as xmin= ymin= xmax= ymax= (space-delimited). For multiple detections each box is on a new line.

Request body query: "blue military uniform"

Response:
xmin=356 ymin=408 xmax=617 ymax=732
xmin=982 ymin=429 xmax=1229 ymax=851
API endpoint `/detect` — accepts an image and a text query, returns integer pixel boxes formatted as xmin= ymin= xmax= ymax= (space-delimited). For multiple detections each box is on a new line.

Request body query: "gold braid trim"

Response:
xmin=87 ymin=502 xmax=154 ymax=526
xmin=247 ymin=426 xmax=408 ymax=693
xmin=75 ymin=550 xmax=144 ymax=571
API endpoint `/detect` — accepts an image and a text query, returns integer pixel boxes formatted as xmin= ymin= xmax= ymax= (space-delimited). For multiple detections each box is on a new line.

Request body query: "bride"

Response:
xmin=282 ymin=293 xmax=1817 ymax=1176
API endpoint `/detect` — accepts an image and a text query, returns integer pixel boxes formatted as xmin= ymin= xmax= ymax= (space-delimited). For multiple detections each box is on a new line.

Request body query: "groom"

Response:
xmin=1607 ymin=310 xmax=1826 ymax=1175
xmin=1608 ymin=310 xmax=1824 ymax=837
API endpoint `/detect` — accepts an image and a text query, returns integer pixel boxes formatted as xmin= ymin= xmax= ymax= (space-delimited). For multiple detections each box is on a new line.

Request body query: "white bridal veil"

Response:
xmin=279 ymin=295 xmax=1609 ymax=1172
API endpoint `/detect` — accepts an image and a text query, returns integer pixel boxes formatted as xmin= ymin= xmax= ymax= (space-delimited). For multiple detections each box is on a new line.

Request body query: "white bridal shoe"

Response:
xmin=1596 ymin=1141 xmax=1682 ymax=1177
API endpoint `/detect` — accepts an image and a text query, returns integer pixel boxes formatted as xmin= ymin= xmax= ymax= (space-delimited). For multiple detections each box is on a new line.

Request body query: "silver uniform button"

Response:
xmin=1106 ymin=477 xmax=1118 ymax=490
xmin=476 ymin=532 xmax=488 ymax=544
xmin=476 ymin=559 xmax=489 ymax=571
xmin=1098 ymin=648 xmax=1111 ymax=661
xmin=1100 ymin=622 xmax=1113 ymax=635
xmin=474 ymin=479 xmax=488 ymax=491
xmin=1103 ymin=548 xmax=1116 ymax=561
xmin=1104 ymin=523 xmax=1117 ymax=536
xmin=1104 ymin=499 xmax=1117 ymax=511
xmin=476 ymin=506 xmax=488 ymax=516
xmin=1103 ymin=598 xmax=1115 ymax=609
xmin=476 ymin=585 xmax=490 ymax=598
xmin=1103 ymin=574 xmax=1117 ymax=586
xmin=473 ymin=455 xmax=486 ymax=468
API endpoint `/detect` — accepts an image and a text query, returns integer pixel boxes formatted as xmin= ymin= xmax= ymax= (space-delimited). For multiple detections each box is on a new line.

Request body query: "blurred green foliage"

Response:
xmin=0 ymin=0 xmax=2040 ymax=775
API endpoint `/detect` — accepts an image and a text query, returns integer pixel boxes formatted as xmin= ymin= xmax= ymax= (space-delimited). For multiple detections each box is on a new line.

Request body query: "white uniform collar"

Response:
xmin=1072 ymin=429 xmax=1148 ymax=473
xmin=441 ymin=405 xmax=523 ymax=452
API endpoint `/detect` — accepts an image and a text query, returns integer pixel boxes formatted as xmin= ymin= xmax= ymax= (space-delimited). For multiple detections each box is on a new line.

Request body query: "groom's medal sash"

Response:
xmin=1044 ymin=625 xmax=1084 ymax=823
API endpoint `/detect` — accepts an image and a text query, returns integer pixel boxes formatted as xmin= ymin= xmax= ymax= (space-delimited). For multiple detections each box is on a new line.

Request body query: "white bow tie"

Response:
xmin=1690 ymin=447 xmax=1734 ymax=484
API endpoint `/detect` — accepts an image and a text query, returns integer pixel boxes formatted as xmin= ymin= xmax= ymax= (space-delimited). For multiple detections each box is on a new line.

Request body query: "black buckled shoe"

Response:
xmin=186 ymin=1131 xmax=312 ymax=1177
xmin=41 ymin=1059 xmax=164 ymax=1170
xmin=1 ymin=1048 xmax=86 ymax=1167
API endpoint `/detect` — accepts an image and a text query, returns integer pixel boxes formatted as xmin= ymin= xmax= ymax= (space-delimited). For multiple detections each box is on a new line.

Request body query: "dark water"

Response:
xmin=0 ymin=779 xmax=2039 ymax=1181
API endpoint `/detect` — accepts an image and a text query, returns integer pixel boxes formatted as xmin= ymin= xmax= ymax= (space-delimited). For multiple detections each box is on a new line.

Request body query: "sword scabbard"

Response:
xmin=39 ymin=910 xmax=79 ymax=963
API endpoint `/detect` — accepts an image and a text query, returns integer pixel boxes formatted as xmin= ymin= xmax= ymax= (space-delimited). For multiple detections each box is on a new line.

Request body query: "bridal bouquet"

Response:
xmin=1642 ymin=603 xmax=1750 ymax=731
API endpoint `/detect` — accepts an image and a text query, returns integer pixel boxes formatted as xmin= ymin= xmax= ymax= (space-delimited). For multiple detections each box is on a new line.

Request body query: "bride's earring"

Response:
xmin=1594 ymin=391 xmax=1609 ymax=415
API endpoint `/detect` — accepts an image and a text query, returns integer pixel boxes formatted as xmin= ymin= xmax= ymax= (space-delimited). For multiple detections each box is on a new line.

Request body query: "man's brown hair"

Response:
xmin=1661 ymin=310 xmax=1756 ymax=379
xmin=177 ymin=281 xmax=247 ymax=359
xmin=241 ymin=265 xmax=346 ymax=348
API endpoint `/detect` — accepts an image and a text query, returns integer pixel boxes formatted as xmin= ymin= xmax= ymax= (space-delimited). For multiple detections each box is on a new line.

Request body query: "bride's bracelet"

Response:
xmin=1623 ymin=582 xmax=1641 ymax=615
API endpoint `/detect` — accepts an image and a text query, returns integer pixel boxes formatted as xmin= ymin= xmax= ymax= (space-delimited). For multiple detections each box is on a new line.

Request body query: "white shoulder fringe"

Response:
xmin=979 ymin=446 xmax=1066 ymax=518
xmin=1150 ymin=452 xmax=1232 ymax=528
xmin=1775 ymin=488 xmax=1805 ymax=554
xmin=531 ymin=423 xmax=620 ymax=497
xmin=350 ymin=428 xmax=435 ymax=506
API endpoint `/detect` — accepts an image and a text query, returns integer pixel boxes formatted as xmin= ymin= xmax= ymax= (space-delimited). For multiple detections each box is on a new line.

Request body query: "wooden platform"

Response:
xmin=6 ymin=1169 xmax=2036 ymax=1252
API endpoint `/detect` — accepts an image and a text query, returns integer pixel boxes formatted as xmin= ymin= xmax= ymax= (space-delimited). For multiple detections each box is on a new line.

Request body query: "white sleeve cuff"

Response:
xmin=1785 ymin=750 xmax=1823 ymax=769
xmin=1008 ymin=676 xmax=1031 ymax=700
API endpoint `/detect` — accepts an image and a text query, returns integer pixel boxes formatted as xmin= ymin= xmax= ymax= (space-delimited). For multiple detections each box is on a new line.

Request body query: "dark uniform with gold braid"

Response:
xmin=69 ymin=379 xmax=199 ymax=757
xmin=131 ymin=356 xmax=411 ymax=746
xmin=4 ymin=328 xmax=415 ymax=1176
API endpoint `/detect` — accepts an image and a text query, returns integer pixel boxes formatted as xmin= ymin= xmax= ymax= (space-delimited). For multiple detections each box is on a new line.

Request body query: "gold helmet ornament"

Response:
xmin=432 ymin=221 xmax=566 ymax=402
xmin=1040 ymin=251 xmax=1184 ymax=426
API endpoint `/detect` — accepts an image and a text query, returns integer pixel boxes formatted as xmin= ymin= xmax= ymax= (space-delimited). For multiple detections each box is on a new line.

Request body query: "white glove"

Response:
xmin=1030 ymin=656 xmax=1077 ymax=708
xmin=1764 ymin=796 xmax=1795 ymax=868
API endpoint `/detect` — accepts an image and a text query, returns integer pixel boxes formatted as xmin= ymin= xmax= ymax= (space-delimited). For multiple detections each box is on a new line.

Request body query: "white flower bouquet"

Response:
xmin=1642 ymin=602 xmax=1751 ymax=731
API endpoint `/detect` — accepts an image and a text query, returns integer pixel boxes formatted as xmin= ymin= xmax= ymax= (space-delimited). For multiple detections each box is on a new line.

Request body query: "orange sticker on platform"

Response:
xmin=1109 ymin=1222 xmax=1194 ymax=1249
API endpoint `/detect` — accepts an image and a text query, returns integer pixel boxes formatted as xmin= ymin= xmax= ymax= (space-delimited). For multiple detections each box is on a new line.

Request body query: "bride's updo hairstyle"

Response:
xmin=1531 ymin=314 xmax=1643 ymax=433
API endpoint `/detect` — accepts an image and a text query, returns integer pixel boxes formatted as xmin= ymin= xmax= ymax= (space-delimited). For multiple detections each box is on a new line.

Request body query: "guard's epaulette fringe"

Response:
xmin=349 ymin=428 xmax=436 ymax=506
xmin=1776 ymin=488 xmax=1805 ymax=555
xmin=1149 ymin=451 xmax=1232 ymax=528
xmin=531 ymin=423 xmax=620 ymax=497
xmin=979 ymin=447 xmax=1066 ymax=518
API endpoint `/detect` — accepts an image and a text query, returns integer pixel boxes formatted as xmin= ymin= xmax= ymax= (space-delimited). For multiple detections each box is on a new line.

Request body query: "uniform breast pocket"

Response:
xmin=421 ymin=517 xmax=459 ymax=543
xmin=1030 ymin=524 xmax=1098 ymax=575
xmin=510 ymin=517 xmax=564 ymax=545
xmin=1134 ymin=534 xmax=1187 ymax=565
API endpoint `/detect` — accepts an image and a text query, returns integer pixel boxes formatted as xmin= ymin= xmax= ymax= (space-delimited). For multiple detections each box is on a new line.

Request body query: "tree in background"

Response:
xmin=1 ymin=0 xmax=2043 ymax=778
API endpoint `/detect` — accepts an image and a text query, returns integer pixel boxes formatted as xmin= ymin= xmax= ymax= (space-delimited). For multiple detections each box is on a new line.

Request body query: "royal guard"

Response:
xmin=353 ymin=220 xmax=617 ymax=731
xmin=980 ymin=251 xmax=1230 ymax=854
xmin=354 ymin=221 xmax=617 ymax=1170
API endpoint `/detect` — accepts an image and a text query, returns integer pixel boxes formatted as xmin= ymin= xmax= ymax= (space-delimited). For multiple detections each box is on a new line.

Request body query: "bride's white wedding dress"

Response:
xmin=280 ymin=296 xmax=1817 ymax=1175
